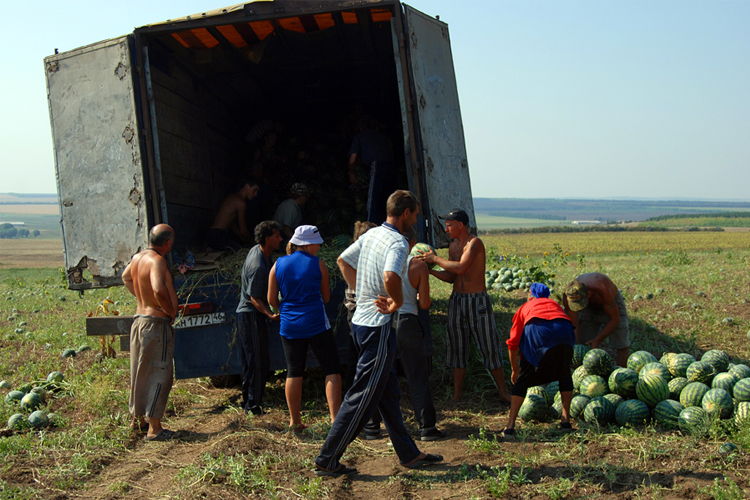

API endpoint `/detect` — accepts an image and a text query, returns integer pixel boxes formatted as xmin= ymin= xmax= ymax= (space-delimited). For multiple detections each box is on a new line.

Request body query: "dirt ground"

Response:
xmin=0 ymin=239 xmax=63 ymax=268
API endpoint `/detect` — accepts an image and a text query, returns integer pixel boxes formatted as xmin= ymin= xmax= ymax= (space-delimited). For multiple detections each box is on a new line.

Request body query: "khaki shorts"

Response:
xmin=576 ymin=291 xmax=630 ymax=349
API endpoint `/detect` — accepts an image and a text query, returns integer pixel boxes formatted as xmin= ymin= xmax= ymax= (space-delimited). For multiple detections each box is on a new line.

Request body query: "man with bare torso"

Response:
xmin=563 ymin=272 xmax=630 ymax=367
xmin=122 ymin=224 xmax=179 ymax=441
xmin=416 ymin=209 xmax=511 ymax=403
xmin=206 ymin=179 xmax=260 ymax=252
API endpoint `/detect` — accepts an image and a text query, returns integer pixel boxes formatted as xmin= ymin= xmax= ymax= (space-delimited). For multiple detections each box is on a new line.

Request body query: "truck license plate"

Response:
xmin=174 ymin=312 xmax=226 ymax=329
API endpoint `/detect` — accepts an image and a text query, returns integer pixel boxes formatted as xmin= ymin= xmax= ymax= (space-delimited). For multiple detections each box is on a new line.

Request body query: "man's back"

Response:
xmin=576 ymin=273 xmax=618 ymax=310
xmin=211 ymin=193 xmax=244 ymax=230
xmin=129 ymin=250 xmax=172 ymax=319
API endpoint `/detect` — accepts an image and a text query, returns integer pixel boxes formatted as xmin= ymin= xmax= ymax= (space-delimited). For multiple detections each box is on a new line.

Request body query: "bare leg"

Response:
xmin=617 ymin=347 xmax=630 ymax=368
xmin=324 ymin=374 xmax=342 ymax=422
xmin=285 ymin=376 xmax=303 ymax=427
xmin=452 ymin=368 xmax=466 ymax=401
xmin=489 ymin=367 xmax=512 ymax=403
xmin=131 ymin=415 xmax=147 ymax=430
xmin=560 ymin=391 xmax=573 ymax=423
xmin=505 ymin=395 xmax=525 ymax=430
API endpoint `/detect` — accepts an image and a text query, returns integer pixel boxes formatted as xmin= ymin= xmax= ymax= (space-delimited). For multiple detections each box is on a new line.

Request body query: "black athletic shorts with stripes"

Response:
xmin=446 ymin=291 xmax=504 ymax=370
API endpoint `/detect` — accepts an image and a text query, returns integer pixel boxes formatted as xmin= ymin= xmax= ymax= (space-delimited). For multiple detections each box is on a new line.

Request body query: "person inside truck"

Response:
xmin=267 ymin=225 xmax=342 ymax=434
xmin=347 ymin=115 xmax=397 ymax=225
xmin=205 ymin=178 xmax=260 ymax=252
xmin=274 ymin=183 xmax=309 ymax=240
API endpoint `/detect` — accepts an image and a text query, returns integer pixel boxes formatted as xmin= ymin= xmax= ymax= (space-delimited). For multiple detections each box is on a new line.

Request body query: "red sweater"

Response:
xmin=506 ymin=298 xmax=571 ymax=350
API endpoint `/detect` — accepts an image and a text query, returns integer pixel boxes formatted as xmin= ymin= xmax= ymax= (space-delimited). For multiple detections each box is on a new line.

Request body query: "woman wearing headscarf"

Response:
xmin=268 ymin=225 xmax=342 ymax=433
xmin=503 ymin=283 xmax=575 ymax=436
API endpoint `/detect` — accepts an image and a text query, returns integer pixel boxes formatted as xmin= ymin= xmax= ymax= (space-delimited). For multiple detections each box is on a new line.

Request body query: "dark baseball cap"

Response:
xmin=439 ymin=208 xmax=469 ymax=225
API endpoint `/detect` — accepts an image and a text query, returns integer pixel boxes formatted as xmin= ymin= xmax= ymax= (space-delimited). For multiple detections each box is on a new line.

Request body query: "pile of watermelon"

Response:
xmin=485 ymin=267 xmax=554 ymax=293
xmin=2 ymin=371 xmax=65 ymax=431
xmin=517 ymin=346 xmax=750 ymax=435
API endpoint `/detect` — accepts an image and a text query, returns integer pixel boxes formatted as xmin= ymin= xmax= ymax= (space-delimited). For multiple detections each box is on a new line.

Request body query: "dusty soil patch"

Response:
xmin=0 ymin=239 xmax=63 ymax=268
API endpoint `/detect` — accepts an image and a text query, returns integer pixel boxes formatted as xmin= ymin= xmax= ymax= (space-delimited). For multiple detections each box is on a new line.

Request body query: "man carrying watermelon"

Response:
xmin=563 ymin=273 xmax=631 ymax=368
xmin=416 ymin=209 xmax=511 ymax=404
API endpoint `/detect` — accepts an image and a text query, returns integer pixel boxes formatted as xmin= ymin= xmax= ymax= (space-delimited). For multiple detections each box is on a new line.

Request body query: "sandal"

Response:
xmin=314 ymin=463 xmax=358 ymax=477
xmin=144 ymin=429 xmax=176 ymax=442
xmin=403 ymin=453 xmax=443 ymax=469
xmin=502 ymin=427 xmax=516 ymax=437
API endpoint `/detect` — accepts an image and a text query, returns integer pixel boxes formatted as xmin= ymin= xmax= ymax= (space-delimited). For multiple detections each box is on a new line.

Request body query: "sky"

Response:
xmin=1 ymin=0 xmax=748 ymax=199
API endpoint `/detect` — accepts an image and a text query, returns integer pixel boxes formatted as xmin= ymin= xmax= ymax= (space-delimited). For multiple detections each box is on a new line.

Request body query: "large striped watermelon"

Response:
xmin=603 ymin=393 xmax=624 ymax=410
xmin=729 ymin=364 xmax=750 ymax=381
xmin=668 ymin=377 xmax=689 ymax=400
xmin=570 ymin=395 xmax=592 ymax=420
xmin=678 ymin=406 xmax=710 ymax=435
xmin=584 ymin=397 xmax=615 ymax=425
xmin=659 ymin=352 xmax=676 ymax=367
xmin=701 ymin=349 xmax=730 ymax=373
xmin=572 ymin=344 xmax=591 ymax=369
xmin=680 ymin=382 xmax=710 ymax=408
xmin=527 ymin=386 xmax=551 ymax=406
xmin=686 ymin=361 xmax=716 ymax=384
xmin=639 ymin=362 xmax=672 ymax=382
xmin=545 ymin=381 xmax=560 ymax=402
xmin=636 ymin=374 xmax=669 ymax=408
xmin=550 ymin=399 xmax=564 ymax=419
xmin=615 ymin=399 xmax=650 ymax=427
xmin=579 ymin=375 xmax=608 ymax=398
xmin=734 ymin=401 xmax=750 ymax=427
xmin=668 ymin=353 xmax=696 ymax=378
xmin=518 ymin=394 xmax=549 ymax=422
xmin=628 ymin=351 xmax=658 ymax=374
xmin=608 ymin=368 xmax=638 ymax=398
xmin=572 ymin=366 xmax=589 ymax=392
xmin=653 ymin=399 xmax=684 ymax=429
xmin=701 ymin=389 xmax=733 ymax=419
xmin=711 ymin=373 xmax=737 ymax=395
xmin=735 ymin=378 xmax=750 ymax=402
xmin=583 ymin=349 xmax=614 ymax=377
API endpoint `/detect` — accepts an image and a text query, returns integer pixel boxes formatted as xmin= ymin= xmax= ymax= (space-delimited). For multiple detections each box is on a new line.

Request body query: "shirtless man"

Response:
xmin=563 ymin=273 xmax=631 ymax=367
xmin=206 ymin=178 xmax=260 ymax=252
xmin=122 ymin=224 xmax=179 ymax=441
xmin=417 ymin=209 xmax=511 ymax=403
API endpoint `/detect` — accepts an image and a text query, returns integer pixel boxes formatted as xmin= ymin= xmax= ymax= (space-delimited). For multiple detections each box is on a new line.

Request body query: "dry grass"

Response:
xmin=0 ymin=238 xmax=63 ymax=268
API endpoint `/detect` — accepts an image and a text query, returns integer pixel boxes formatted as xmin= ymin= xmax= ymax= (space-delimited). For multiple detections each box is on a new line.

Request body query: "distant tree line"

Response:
xmin=0 ymin=223 xmax=40 ymax=239
xmin=486 ymin=212 xmax=567 ymax=221
xmin=643 ymin=211 xmax=750 ymax=222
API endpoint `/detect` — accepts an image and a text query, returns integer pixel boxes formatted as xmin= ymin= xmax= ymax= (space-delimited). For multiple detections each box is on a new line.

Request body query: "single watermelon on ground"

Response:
xmin=639 ymin=362 xmax=672 ymax=382
xmin=733 ymin=378 xmax=750 ymax=402
xmin=686 ymin=361 xmax=716 ymax=384
xmin=584 ymin=397 xmax=615 ymax=426
xmin=668 ymin=353 xmax=696 ymax=378
xmin=615 ymin=399 xmax=651 ymax=427
xmin=571 ymin=344 xmax=591 ymax=369
xmin=711 ymin=373 xmax=737 ymax=395
xmin=518 ymin=394 xmax=549 ymax=422
xmin=701 ymin=388 xmax=733 ymax=419
xmin=27 ymin=410 xmax=49 ymax=429
xmin=609 ymin=368 xmax=638 ymax=398
xmin=4 ymin=390 xmax=24 ymax=405
xmin=678 ymin=406 xmax=710 ymax=435
xmin=7 ymin=413 xmax=27 ymax=430
xmin=636 ymin=374 xmax=669 ymax=408
xmin=579 ymin=375 xmax=608 ymax=399
xmin=653 ymin=399 xmax=684 ymax=429
xmin=583 ymin=349 xmax=614 ymax=377
xmin=20 ymin=392 xmax=44 ymax=411
xmin=701 ymin=349 xmax=730 ymax=373
xmin=627 ymin=351 xmax=658 ymax=374
xmin=680 ymin=382 xmax=711 ymax=408
xmin=570 ymin=395 xmax=592 ymax=420
xmin=668 ymin=377 xmax=689 ymax=400
xmin=47 ymin=371 xmax=64 ymax=383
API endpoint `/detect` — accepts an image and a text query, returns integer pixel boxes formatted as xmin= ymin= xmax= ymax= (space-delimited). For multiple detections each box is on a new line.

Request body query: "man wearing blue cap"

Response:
xmin=503 ymin=283 xmax=575 ymax=435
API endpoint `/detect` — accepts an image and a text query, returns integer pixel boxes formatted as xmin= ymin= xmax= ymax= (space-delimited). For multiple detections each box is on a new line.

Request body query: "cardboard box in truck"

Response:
xmin=44 ymin=0 xmax=475 ymax=380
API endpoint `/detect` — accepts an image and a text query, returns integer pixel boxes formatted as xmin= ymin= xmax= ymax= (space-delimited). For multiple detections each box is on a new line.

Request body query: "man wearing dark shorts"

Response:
xmin=236 ymin=220 xmax=283 ymax=415
xmin=504 ymin=283 xmax=575 ymax=435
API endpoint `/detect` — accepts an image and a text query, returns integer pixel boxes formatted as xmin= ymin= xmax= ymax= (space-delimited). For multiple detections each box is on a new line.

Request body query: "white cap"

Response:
xmin=289 ymin=225 xmax=323 ymax=245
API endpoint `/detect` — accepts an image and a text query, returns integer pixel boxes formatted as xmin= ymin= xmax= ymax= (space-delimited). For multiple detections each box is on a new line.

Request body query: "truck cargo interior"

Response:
xmin=138 ymin=6 xmax=409 ymax=252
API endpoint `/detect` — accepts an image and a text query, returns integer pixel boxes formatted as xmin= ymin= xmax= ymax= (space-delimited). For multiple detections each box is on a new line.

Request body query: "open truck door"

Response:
xmin=45 ymin=36 xmax=149 ymax=289
xmin=398 ymin=5 xmax=475 ymax=246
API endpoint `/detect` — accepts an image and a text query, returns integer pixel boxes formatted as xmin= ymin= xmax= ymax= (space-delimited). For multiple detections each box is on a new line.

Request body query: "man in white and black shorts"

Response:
xmin=416 ymin=209 xmax=511 ymax=404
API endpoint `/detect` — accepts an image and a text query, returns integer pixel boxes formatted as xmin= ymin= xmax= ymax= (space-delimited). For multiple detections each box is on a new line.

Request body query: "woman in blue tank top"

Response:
xmin=268 ymin=225 xmax=341 ymax=433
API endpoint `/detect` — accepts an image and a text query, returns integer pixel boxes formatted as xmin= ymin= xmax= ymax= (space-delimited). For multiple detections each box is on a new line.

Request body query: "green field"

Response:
xmin=0 ymin=213 xmax=60 ymax=239
xmin=0 ymin=232 xmax=749 ymax=498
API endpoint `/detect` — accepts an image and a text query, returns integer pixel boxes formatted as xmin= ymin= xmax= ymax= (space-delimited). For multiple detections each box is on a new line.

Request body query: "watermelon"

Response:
xmin=639 ymin=362 xmax=672 ymax=382
xmin=653 ymin=399 xmax=684 ymax=429
xmin=47 ymin=371 xmax=64 ymax=383
xmin=62 ymin=349 xmax=77 ymax=358
xmin=77 ymin=344 xmax=92 ymax=353
xmin=668 ymin=377 xmax=689 ymax=400
xmin=659 ymin=352 xmax=676 ymax=367
xmin=584 ymin=397 xmax=615 ymax=425
xmin=668 ymin=353 xmax=696 ymax=378
xmin=729 ymin=364 xmax=750 ymax=380
xmin=410 ymin=243 xmax=436 ymax=269
xmin=570 ymin=395 xmax=591 ymax=420
xmin=628 ymin=351 xmax=658 ymax=374
xmin=701 ymin=350 xmax=730 ymax=373
xmin=526 ymin=386 xmax=551 ymax=406
xmin=7 ymin=413 xmax=26 ymax=430
xmin=550 ymin=399 xmax=563 ymax=419
xmin=734 ymin=378 xmax=750 ymax=402
xmin=583 ymin=349 xmax=613 ymax=377
xmin=711 ymin=373 xmax=737 ymax=395
xmin=572 ymin=366 xmax=589 ymax=391
xmin=680 ymin=382 xmax=710 ymax=408
xmin=701 ymin=389 xmax=733 ymax=419
xmin=719 ymin=442 xmax=738 ymax=455
xmin=518 ymin=394 xmax=549 ymax=422
xmin=686 ymin=361 xmax=716 ymax=384
xmin=5 ymin=390 xmax=24 ymax=404
xmin=0 ymin=380 xmax=11 ymax=390
xmin=579 ymin=375 xmax=608 ymax=398
xmin=636 ymin=374 xmax=669 ymax=408
xmin=545 ymin=381 xmax=560 ymax=402
xmin=18 ymin=383 xmax=33 ymax=394
xmin=20 ymin=392 xmax=43 ymax=411
xmin=572 ymin=345 xmax=590 ymax=369
xmin=615 ymin=399 xmax=651 ymax=427
xmin=27 ymin=410 xmax=49 ymax=429
xmin=678 ymin=406 xmax=710 ymax=435
xmin=30 ymin=387 xmax=46 ymax=399
xmin=734 ymin=401 xmax=750 ymax=426
xmin=608 ymin=368 xmax=638 ymax=398
xmin=603 ymin=393 xmax=624 ymax=409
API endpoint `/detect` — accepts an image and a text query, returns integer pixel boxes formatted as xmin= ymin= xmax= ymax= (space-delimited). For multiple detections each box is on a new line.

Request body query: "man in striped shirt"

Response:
xmin=314 ymin=190 xmax=443 ymax=476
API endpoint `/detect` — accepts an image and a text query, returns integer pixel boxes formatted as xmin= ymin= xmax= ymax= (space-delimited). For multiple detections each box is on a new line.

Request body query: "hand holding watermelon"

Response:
xmin=411 ymin=242 xmax=437 ymax=269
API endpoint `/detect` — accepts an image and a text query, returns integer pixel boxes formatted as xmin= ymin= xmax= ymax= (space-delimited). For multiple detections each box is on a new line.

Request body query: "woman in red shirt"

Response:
xmin=504 ymin=283 xmax=575 ymax=435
